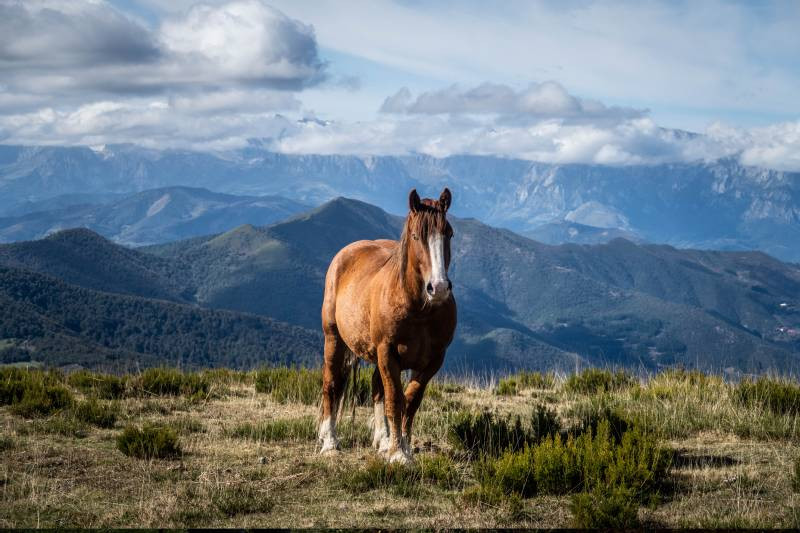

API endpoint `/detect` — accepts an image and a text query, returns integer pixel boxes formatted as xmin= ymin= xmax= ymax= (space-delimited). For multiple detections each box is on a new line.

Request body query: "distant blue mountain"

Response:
xmin=0 ymin=186 xmax=308 ymax=246
xmin=0 ymin=144 xmax=798 ymax=261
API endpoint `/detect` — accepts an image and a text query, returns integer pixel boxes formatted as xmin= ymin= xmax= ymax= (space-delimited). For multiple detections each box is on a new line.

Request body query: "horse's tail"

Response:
xmin=335 ymin=350 xmax=357 ymax=422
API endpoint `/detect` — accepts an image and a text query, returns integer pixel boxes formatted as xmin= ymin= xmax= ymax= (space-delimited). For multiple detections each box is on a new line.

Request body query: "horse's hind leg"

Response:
xmin=319 ymin=330 xmax=348 ymax=454
xmin=370 ymin=367 xmax=390 ymax=451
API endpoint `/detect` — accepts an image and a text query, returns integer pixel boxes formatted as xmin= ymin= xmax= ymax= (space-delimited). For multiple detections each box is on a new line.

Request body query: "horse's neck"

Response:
xmin=398 ymin=240 xmax=424 ymax=307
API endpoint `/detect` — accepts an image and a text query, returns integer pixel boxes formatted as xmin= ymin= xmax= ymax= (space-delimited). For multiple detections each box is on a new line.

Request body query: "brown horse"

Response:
xmin=318 ymin=188 xmax=457 ymax=463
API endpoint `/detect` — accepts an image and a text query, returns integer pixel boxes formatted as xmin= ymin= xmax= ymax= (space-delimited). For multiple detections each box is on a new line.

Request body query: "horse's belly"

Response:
xmin=334 ymin=288 xmax=376 ymax=362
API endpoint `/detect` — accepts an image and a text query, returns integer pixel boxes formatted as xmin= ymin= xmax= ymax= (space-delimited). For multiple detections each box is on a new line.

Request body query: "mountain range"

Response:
xmin=1 ymin=197 xmax=798 ymax=374
xmin=0 ymin=186 xmax=308 ymax=246
xmin=1 ymin=144 xmax=799 ymax=261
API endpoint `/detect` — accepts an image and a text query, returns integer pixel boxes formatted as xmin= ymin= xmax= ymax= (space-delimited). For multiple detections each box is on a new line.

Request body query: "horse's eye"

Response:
xmin=412 ymin=233 xmax=418 ymax=240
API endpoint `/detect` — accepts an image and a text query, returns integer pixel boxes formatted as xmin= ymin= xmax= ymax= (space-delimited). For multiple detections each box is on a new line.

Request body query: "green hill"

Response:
xmin=1 ymin=197 xmax=799 ymax=373
xmin=0 ymin=266 xmax=320 ymax=370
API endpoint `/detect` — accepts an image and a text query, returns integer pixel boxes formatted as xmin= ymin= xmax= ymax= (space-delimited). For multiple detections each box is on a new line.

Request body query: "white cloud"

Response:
xmin=0 ymin=0 xmax=326 ymax=97
xmin=380 ymin=82 xmax=645 ymax=123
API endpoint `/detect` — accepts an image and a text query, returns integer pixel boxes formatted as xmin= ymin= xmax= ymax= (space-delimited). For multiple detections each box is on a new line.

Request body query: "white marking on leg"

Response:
xmin=372 ymin=400 xmax=390 ymax=449
xmin=318 ymin=416 xmax=339 ymax=454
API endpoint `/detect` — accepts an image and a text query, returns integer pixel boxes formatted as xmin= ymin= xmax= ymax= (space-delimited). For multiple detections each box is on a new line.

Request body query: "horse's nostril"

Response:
xmin=447 ymin=280 xmax=452 ymax=291
xmin=426 ymin=282 xmax=434 ymax=295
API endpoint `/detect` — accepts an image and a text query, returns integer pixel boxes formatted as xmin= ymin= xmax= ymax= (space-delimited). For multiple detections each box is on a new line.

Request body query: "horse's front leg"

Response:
xmin=377 ymin=342 xmax=411 ymax=464
xmin=402 ymin=355 xmax=444 ymax=448
xmin=370 ymin=367 xmax=390 ymax=451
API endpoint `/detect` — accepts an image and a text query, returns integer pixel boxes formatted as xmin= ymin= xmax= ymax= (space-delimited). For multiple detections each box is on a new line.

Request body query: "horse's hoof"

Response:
xmin=319 ymin=440 xmax=340 ymax=455
xmin=377 ymin=436 xmax=391 ymax=453
xmin=387 ymin=449 xmax=414 ymax=465
xmin=320 ymin=448 xmax=342 ymax=457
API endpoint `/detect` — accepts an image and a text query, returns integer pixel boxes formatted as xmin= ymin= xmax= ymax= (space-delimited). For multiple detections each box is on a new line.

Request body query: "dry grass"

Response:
xmin=0 ymin=367 xmax=799 ymax=528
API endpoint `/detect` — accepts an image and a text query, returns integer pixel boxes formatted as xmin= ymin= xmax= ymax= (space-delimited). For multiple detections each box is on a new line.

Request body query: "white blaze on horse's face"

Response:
xmin=426 ymin=230 xmax=451 ymax=303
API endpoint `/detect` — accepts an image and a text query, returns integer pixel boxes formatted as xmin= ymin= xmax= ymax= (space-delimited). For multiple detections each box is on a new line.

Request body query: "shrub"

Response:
xmin=135 ymin=368 xmax=210 ymax=398
xmin=339 ymin=456 xmax=422 ymax=498
xmin=117 ymin=424 xmax=181 ymax=459
xmin=1 ymin=368 xmax=70 ymax=417
xmin=570 ymin=485 xmax=640 ymax=528
xmin=564 ymin=369 xmax=635 ymax=395
xmin=9 ymin=382 xmax=73 ymax=418
xmin=495 ymin=378 xmax=519 ymax=396
xmin=474 ymin=419 xmax=671 ymax=502
xmin=448 ymin=405 xmax=559 ymax=456
xmin=417 ymin=453 xmax=464 ymax=490
xmin=67 ymin=370 xmax=126 ymax=399
xmin=734 ymin=377 xmax=800 ymax=415
xmin=227 ymin=417 xmax=317 ymax=442
xmin=72 ymin=398 xmax=118 ymax=428
xmin=448 ymin=411 xmax=532 ymax=456
xmin=495 ymin=371 xmax=554 ymax=396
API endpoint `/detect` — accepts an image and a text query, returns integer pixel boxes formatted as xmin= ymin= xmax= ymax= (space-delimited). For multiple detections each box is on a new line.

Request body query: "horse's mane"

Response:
xmin=388 ymin=200 xmax=448 ymax=284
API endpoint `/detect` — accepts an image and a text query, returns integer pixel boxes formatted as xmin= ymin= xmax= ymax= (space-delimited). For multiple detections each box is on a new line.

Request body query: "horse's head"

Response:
xmin=406 ymin=187 xmax=454 ymax=304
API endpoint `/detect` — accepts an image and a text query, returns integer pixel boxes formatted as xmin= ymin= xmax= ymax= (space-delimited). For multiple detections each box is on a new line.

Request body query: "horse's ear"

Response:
xmin=409 ymin=189 xmax=422 ymax=212
xmin=439 ymin=187 xmax=452 ymax=213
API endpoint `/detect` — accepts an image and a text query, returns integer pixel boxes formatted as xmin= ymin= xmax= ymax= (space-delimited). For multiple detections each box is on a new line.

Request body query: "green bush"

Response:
xmin=339 ymin=457 xmax=422 ymax=498
xmin=72 ymin=398 xmax=118 ymax=428
xmin=116 ymin=424 xmax=181 ymax=459
xmin=227 ymin=416 xmax=317 ymax=442
xmin=496 ymin=371 xmax=555 ymax=395
xmin=474 ymin=419 xmax=671 ymax=502
xmin=734 ymin=377 xmax=800 ymax=415
xmin=417 ymin=453 xmax=464 ymax=490
xmin=67 ymin=370 xmax=126 ymax=399
xmin=135 ymin=368 xmax=210 ymax=398
xmin=564 ymin=369 xmax=635 ymax=395
xmin=448 ymin=405 xmax=560 ymax=456
xmin=1 ymin=368 xmax=70 ymax=417
xmin=570 ymin=485 xmax=640 ymax=528
xmin=494 ymin=378 xmax=519 ymax=396
xmin=8 ymin=382 xmax=73 ymax=418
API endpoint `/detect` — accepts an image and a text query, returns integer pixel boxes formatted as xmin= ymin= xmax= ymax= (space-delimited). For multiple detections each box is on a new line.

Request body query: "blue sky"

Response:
xmin=1 ymin=0 xmax=799 ymax=169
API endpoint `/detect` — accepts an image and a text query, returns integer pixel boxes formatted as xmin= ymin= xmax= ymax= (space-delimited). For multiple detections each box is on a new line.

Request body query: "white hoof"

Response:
xmin=387 ymin=448 xmax=414 ymax=465
xmin=377 ymin=436 xmax=391 ymax=453
xmin=318 ymin=417 xmax=339 ymax=455
xmin=319 ymin=444 xmax=342 ymax=457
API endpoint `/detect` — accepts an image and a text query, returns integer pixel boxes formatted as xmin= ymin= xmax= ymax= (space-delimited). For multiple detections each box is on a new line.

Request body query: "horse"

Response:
xmin=318 ymin=188 xmax=457 ymax=463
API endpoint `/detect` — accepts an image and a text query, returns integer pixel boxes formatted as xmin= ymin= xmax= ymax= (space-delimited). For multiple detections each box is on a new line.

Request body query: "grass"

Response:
xmin=495 ymin=371 xmax=555 ymax=396
xmin=227 ymin=417 xmax=317 ymax=442
xmin=1 ymin=366 xmax=799 ymax=528
xmin=71 ymin=398 xmax=119 ymax=428
xmin=563 ymin=368 xmax=635 ymax=395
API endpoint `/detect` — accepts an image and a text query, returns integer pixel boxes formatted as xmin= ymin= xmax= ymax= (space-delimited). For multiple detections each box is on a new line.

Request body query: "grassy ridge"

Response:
xmin=1 ymin=366 xmax=799 ymax=527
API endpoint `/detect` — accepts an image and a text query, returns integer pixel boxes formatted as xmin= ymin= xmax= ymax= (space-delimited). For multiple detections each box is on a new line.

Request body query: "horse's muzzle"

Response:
xmin=426 ymin=278 xmax=452 ymax=302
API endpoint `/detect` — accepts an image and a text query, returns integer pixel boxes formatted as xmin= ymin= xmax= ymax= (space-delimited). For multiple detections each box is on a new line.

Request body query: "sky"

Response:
xmin=0 ymin=0 xmax=799 ymax=169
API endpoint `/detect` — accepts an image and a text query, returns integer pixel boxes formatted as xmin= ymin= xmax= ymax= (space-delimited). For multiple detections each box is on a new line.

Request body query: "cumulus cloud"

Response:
xmin=380 ymin=82 xmax=646 ymax=124
xmin=0 ymin=0 xmax=326 ymax=98
xmin=0 ymin=1 xmax=160 ymax=68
